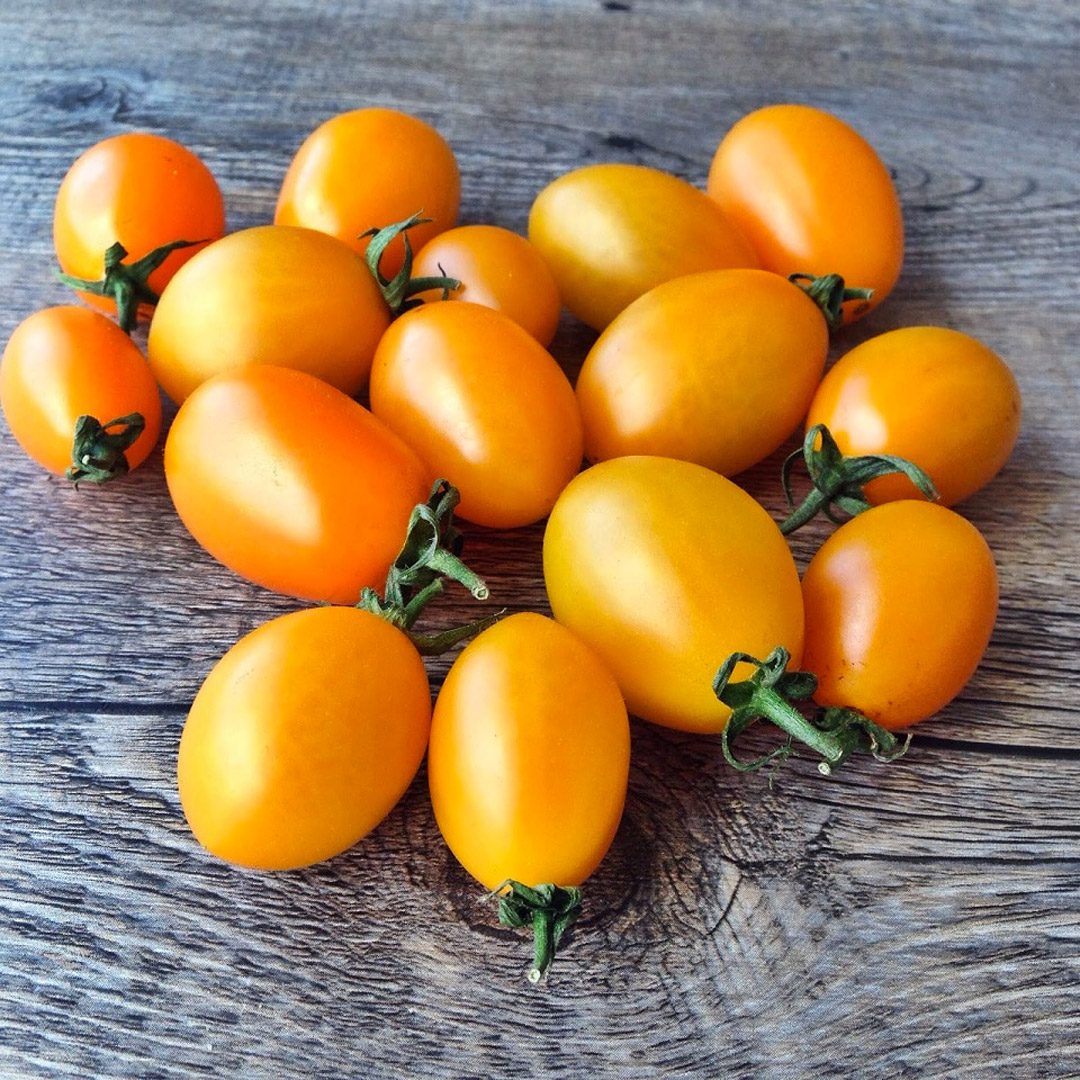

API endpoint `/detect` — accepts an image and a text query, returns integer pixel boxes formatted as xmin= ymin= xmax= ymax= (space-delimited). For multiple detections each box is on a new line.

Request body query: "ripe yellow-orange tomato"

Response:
xmin=1 ymin=306 xmax=161 ymax=478
xmin=806 ymin=326 xmax=1022 ymax=505
xmin=544 ymin=457 xmax=803 ymax=734
xmin=54 ymin=132 xmax=225 ymax=315
xmin=708 ymin=104 xmax=903 ymax=322
xmin=370 ymin=302 xmax=583 ymax=529
xmin=411 ymin=225 xmax=562 ymax=346
xmin=275 ymin=108 xmax=460 ymax=279
xmin=165 ymin=365 xmax=431 ymax=603
xmin=147 ymin=225 xmax=389 ymax=403
xmin=179 ymin=606 xmax=431 ymax=870
xmin=577 ymin=269 xmax=828 ymax=475
xmin=802 ymin=501 xmax=998 ymax=730
xmin=428 ymin=612 xmax=629 ymax=891
xmin=528 ymin=163 xmax=758 ymax=331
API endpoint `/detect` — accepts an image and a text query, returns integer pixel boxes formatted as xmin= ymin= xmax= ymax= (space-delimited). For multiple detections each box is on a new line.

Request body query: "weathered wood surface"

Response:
xmin=0 ymin=1 xmax=1077 ymax=1076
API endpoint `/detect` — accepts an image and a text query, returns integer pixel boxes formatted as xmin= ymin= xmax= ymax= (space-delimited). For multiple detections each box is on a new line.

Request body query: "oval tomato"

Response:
xmin=802 ymin=501 xmax=998 ymax=730
xmin=147 ymin=225 xmax=389 ymax=404
xmin=165 ymin=365 xmax=431 ymax=603
xmin=708 ymin=104 xmax=903 ymax=322
xmin=370 ymin=302 xmax=582 ymax=529
xmin=54 ymin=132 xmax=225 ymax=315
xmin=543 ymin=456 xmax=803 ymax=733
xmin=1 ymin=305 xmax=161 ymax=481
xmin=411 ymin=225 xmax=561 ymax=346
xmin=806 ymin=326 xmax=1022 ymax=506
xmin=577 ymin=269 xmax=827 ymax=475
xmin=429 ymin=612 xmax=629 ymax=891
xmin=528 ymin=163 xmax=757 ymax=331
xmin=275 ymin=108 xmax=460 ymax=279
xmin=179 ymin=606 xmax=431 ymax=870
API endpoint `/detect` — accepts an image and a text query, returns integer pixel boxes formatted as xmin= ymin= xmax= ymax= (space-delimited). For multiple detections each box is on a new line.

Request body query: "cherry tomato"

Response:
xmin=275 ymin=108 xmax=460 ymax=279
xmin=577 ymin=269 xmax=827 ymax=475
xmin=801 ymin=501 xmax=998 ymax=730
xmin=147 ymin=225 xmax=389 ymax=403
xmin=543 ymin=456 xmax=803 ymax=733
xmin=54 ymin=133 xmax=225 ymax=314
xmin=806 ymin=326 xmax=1022 ymax=506
xmin=428 ymin=612 xmax=629 ymax=891
xmin=179 ymin=606 xmax=431 ymax=870
xmin=1 ymin=305 xmax=161 ymax=479
xmin=370 ymin=302 xmax=582 ymax=529
xmin=528 ymin=163 xmax=758 ymax=331
xmin=165 ymin=365 xmax=431 ymax=603
xmin=411 ymin=225 xmax=561 ymax=346
xmin=708 ymin=104 xmax=903 ymax=322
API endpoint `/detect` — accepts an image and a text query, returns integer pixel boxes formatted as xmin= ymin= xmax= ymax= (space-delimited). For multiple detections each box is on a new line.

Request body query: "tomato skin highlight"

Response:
xmin=275 ymin=108 xmax=460 ymax=279
xmin=802 ymin=501 xmax=999 ymax=731
xmin=577 ymin=269 xmax=827 ymax=475
xmin=0 ymin=305 xmax=161 ymax=476
xmin=806 ymin=326 xmax=1022 ymax=506
xmin=178 ymin=606 xmax=432 ymax=871
xmin=528 ymin=163 xmax=758 ymax=331
xmin=411 ymin=225 xmax=562 ymax=346
xmin=708 ymin=104 xmax=903 ymax=322
xmin=147 ymin=225 xmax=390 ymax=404
xmin=370 ymin=302 xmax=583 ymax=529
xmin=164 ymin=365 xmax=431 ymax=604
xmin=543 ymin=456 xmax=804 ymax=734
xmin=54 ymin=132 xmax=225 ymax=315
xmin=428 ymin=612 xmax=629 ymax=891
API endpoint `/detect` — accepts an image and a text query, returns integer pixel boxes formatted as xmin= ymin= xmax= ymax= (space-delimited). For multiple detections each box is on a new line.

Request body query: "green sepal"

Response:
xmin=789 ymin=272 xmax=874 ymax=331
xmin=65 ymin=412 xmax=145 ymax=486
xmin=492 ymin=880 xmax=583 ymax=983
xmin=361 ymin=211 xmax=460 ymax=317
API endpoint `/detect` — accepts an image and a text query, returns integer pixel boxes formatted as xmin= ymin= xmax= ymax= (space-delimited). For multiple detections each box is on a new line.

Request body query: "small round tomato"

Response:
xmin=54 ymin=133 xmax=225 ymax=314
xmin=1 ymin=305 xmax=161 ymax=480
xmin=370 ymin=302 xmax=582 ymax=529
xmin=165 ymin=365 xmax=431 ymax=603
xmin=577 ymin=269 xmax=827 ymax=475
xmin=411 ymin=225 xmax=561 ymax=346
xmin=802 ymin=501 xmax=998 ymax=730
xmin=708 ymin=104 xmax=903 ymax=322
xmin=806 ymin=326 xmax=1022 ymax=506
xmin=147 ymin=225 xmax=389 ymax=403
xmin=528 ymin=163 xmax=758 ymax=331
xmin=179 ymin=606 xmax=431 ymax=870
xmin=544 ymin=456 xmax=803 ymax=733
xmin=429 ymin=612 xmax=629 ymax=892
xmin=275 ymin=108 xmax=460 ymax=279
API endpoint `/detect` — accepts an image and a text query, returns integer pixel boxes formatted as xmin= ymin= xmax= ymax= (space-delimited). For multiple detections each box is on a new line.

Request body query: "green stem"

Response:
xmin=789 ymin=272 xmax=873 ymax=331
xmin=66 ymin=412 xmax=145 ymax=486
xmin=492 ymin=880 xmax=583 ymax=983
xmin=361 ymin=212 xmax=460 ymax=317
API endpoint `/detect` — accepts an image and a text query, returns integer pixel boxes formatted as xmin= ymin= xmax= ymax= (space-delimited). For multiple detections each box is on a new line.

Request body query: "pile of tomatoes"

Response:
xmin=1 ymin=104 xmax=1020 ymax=982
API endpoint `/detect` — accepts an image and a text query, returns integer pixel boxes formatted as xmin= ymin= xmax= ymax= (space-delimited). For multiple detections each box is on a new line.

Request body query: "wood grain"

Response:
xmin=0 ymin=0 xmax=1078 ymax=1076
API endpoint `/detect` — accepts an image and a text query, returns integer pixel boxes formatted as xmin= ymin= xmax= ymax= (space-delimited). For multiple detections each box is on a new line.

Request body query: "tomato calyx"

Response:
xmin=492 ymin=879 xmax=583 ymax=983
xmin=56 ymin=239 xmax=205 ymax=334
xmin=361 ymin=212 xmax=461 ymax=317
xmin=779 ymin=424 xmax=939 ymax=534
xmin=789 ymin=273 xmax=873 ymax=332
xmin=66 ymin=411 xmax=146 ymax=486
xmin=713 ymin=646 xmax=910 ymax=775
xmin=357 ymin=480 xmax=499 ymax=655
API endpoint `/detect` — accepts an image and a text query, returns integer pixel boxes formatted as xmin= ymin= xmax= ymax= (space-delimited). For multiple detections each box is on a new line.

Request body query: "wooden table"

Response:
xmin=1 ymin=2 xmax=1077 ymax=1076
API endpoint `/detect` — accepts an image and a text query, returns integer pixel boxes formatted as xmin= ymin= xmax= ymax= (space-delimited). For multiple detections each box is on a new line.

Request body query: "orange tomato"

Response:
xmin=54 ymin=133 xmax=224 ymax=314
xmin=802 ymin=501 xmax=998 ymax=730
xmin=708 ymin=104 xmax=903 ymax=322
xmin=806 ymin=326 xmax=1022 ymax=505
xmin=147 ymin=225 xmax=389 ymax=403
xmin=179 ymin=606 xmax=431 ymax=870
xmin=370 ymin=302 xmax=582 ymax=529
xmin=411 ymin=225 xmax=561 ymax=346
xmin=275 ymin=108 xmax=460 ymax=279
xmin=528 ymin=163 xmax=758 ymax=330
xmin=1 ymin=306 xmax=160 ymax=480
xmin=577 ymin=269 xmax=828 ymax=475
xmin=165 ymin=365 xmax=431 ymax=603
